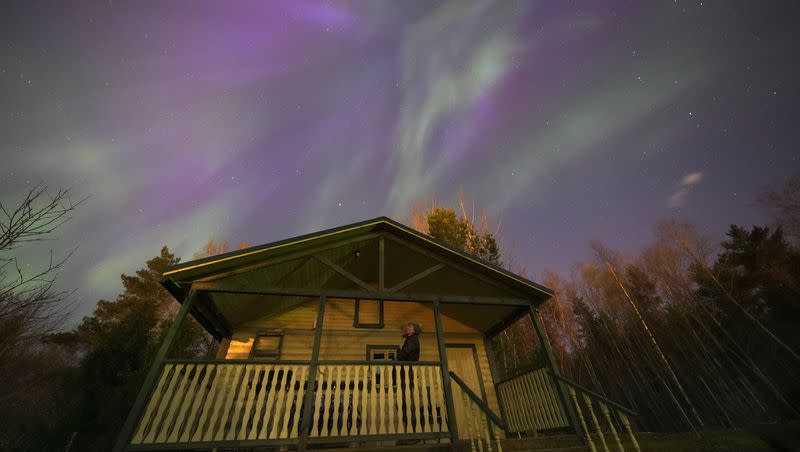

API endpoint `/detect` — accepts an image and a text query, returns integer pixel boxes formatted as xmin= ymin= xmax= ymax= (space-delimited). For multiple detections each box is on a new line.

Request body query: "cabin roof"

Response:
xmin=162 ymin=216 xmax=552 ymax=298
xmin=161 ymin=217 xmax=552 ymax=339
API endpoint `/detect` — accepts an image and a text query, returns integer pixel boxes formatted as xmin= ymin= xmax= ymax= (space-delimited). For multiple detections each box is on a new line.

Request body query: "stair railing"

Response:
xmin=449 ymin=371 xmax=506 ymax=452
xmin=549 ymin=372 xmax=641 ymax=452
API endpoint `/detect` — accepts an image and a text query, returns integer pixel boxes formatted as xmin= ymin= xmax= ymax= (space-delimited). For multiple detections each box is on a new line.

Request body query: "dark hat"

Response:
xmin=409 ymin=322 xmax=422 ymax=335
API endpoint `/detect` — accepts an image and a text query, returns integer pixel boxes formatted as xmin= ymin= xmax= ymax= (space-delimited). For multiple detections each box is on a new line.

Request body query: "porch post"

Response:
xmin=112 ymin=288 xmax=199 ymax=452
xmin=483 ymin=335 xmax=509 ymax=434
xmin=528 ymin=304 xmax=582 ymax=438
xmin=298 ymin=295 xmax=327 ymax=452
xmin=434 ymin=299 xmax=459 ymax=442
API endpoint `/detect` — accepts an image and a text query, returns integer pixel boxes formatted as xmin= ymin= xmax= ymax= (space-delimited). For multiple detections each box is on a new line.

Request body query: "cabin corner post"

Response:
xmin=433 ymin=299 xmax=459 ymax=443
xmin=297 ymin=295 xmax=327 ymax=452
xmin=112 ymin=288 xmax=199 ymax=452
xmin=483 ymin=334 xmax=509 ymax=435
xmin=528 ymin=303 xmax=582 ymax=440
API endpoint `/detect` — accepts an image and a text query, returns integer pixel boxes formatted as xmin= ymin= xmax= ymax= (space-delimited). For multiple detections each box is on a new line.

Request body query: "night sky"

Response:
xmin=1 ymin=1 xmax=798 ymax=322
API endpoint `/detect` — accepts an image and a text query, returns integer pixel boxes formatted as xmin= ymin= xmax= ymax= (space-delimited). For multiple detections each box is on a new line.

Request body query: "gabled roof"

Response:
xmin=161 ymin=216 xmax=553 ymax=300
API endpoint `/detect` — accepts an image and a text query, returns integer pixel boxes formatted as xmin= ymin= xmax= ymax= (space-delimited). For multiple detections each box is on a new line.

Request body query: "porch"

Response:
xmin=114 ymin=219 xmax=641 ymax=451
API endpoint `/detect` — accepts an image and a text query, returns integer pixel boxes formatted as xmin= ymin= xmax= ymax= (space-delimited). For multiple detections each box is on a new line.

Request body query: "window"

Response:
xmin=354 ymin=299 xmax=384 ymax=329
xmin=367 ymin=345 xmax=399 ymax=362
xmin=249 ymin=331 xmax=283 ymax=360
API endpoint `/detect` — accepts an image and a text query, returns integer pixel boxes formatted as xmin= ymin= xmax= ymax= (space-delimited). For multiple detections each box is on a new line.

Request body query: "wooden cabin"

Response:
xmin=115 ymin=217 xmax=640 ymax=452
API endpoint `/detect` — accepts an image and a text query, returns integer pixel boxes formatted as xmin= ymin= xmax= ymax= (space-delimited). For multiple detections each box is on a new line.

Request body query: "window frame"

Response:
xmin=353 ymin=298 xmax=384 ymax=329
xmin=248 ymin=330 xmax=284 ymax=360
xmin=366 ymin=344 xmax=400 ymax=362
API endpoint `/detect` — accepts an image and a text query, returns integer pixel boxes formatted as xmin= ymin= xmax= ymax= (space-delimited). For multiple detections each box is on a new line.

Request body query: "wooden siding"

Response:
xmin=224 ymin=299 xmax=502 ymax=419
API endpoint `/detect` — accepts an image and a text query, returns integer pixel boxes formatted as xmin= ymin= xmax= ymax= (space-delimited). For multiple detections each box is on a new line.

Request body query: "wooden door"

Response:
xmin=446 ymin=345 xmax=485 ymax=436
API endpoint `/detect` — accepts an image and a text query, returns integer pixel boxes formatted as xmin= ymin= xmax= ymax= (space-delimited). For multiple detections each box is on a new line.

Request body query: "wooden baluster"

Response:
xmin=279 ymin=366 xmax=299 ymax=438
xmin=419 ymin=366 xmax=431 ymax=433
xmin=385 ymin=365 xmax=394 ymax=434
xmin=342 ymin=365 xmax=352 ymax=436
xmin=519 ymin=375 xmax=540 ymax=431
xmin=261 ymin=366 xmax=283 ymax=439
xmin=320 ymin=365 xmax=335 ymax=437
xmin=333 ymin=366 xmax=344 ymax=436
xmin=568 ymin=387 xmax=597 ymax=452
xmin=583 ymin=394 xmax=609 ymax=452
xmin=200 ymin=365 xmax=229 ymax=441
xmin=169 ymin=365 xmax=204 ymax=442
xmin=599 ymin=402 xmax=624 ymax=452
xmin=433 ymin=368 xmax=447 ymax=432
xmin=619 ymin=412 xmax=641 ymax=452
xmin=180 ymin=364 xmax=215 ymax=443
xmin=532 ymin=372 xmax=556 ymax=430
xmin=207 ymin=364 xmax=236 ymax=441
xmin=358 ymin=366 xmax=367 ymax=435
xmin=219 ymin=364 xmax=248 ymax=439
xmin=231 ymin=365 xmax=259 ymax=439
xmin=245 ymin=365 xmax=267 ymax=440
xmin=541 ymin=371 xmax=567 ymax=428
xmin=462 ymin=389 xmax=477 ymax=452
xmin=490 ymin=419 xmax=504 ymax=452
xmin=498 ymin=384 xmax=515 ymax=433
xmin=290 ymin=366 xmax=308 ymax=439
xmin=478 ymin=395 xmax=492 ymax=452
xmin=272 ymin=366 xmax=290 ymax=438
xmin=258 ymin=366 xmax=281 ymax=439
xmin=133 ymin=364 xmax=174 ymax=443
xmin=227 ymin=365 xmax=253 ymax=440
xmin=153 ymin=364 xmax=187 ymax=443
xmin=401 ymin=365 xmax=411 ymax=434
xmin=310 ymin=366 xmax=326 ymax=438
xmin=145 ymin=363 xmax=179 ymax=443
xmin=368 ymin=365 xmax=377 ymax=435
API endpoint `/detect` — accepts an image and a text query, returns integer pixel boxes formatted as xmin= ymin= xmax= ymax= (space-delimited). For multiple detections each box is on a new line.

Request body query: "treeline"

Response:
xmin=1 ymin=180 xmax=798 ymax=450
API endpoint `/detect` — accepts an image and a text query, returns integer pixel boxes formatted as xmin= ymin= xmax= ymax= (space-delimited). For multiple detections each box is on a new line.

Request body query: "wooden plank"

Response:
xmin=289 ymin=366 xmax=308 ymax=438
xmin=195 ymin=365 xmax=225 ymax=441
xmin=387 ymin=263 xmax=445 ymax=293
xmin=279 ymin=365 xmax=299 ymax=438
xmin=132 ymin=363 xmax=173 ymax=444
xmin=369 ymin=366 xmax=386 ymax=435
xmin=313 ymin=254 xmax=374 ymax=292
xmin=194 ymin=283 xmax=530 ymax=306
xmin=246 ymin=365 xmax=269 ymax=440
xmin=180 ymin=364 xmax=214 ymax=442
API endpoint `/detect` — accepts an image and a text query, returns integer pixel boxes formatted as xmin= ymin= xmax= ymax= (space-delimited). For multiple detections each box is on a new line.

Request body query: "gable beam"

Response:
xmin=387 ymin=263 xmax=445 ymax=293
xmin=192 ymin=283 xmax=530 ymax=306
xmin=382 ymin=234 xmax=532 ymax=299
xmin=190 ymin=232 xmax=382 ymax=284
xmin=312 ymin=254 xmax=375 ymax=292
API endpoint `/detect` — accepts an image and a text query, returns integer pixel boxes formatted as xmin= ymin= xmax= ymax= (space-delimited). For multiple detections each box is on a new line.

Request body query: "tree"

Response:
xmin=761 ymin=175 xmax=800 ymax=243
xmin=50 ymin=246 xmax=215 ymax=451
xmin=415 ymin=205 xmax=501 ymax=265
xmin=0 ymin=185 xmax=83 ymax=451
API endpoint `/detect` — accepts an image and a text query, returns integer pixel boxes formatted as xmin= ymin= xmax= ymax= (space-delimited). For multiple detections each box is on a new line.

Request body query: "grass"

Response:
xmin=634 ymin=421 xmax=800 ymax=452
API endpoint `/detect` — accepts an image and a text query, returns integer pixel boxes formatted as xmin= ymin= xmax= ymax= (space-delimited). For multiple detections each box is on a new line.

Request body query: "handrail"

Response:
xmin=161 ymin=358 xmax=441 ymax=366
xmin=548 ymin=372 xmax=638 ymax=416
xmin=449 ymin=371 xmax=507 ymax=430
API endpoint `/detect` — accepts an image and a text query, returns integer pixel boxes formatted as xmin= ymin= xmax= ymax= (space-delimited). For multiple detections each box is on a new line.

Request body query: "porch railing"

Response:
xmin=496 ymin=367 xmax=570 ymax=433
xmin=450 ymin=371 xmax=505 ymax=452
xmin=551 ymin=373 xmax=641 ymax=452
xmin=128 ymin=360 xmax=449 ymax=449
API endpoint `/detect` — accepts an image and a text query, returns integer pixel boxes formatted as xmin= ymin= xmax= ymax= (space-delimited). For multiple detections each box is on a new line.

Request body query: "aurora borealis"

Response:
xmin=1 ymin=1 xmax=798 ymax=321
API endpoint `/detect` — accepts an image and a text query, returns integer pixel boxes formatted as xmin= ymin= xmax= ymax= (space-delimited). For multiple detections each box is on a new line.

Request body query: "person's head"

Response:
xmin=405 ymin=322 xmax=422 ymax=336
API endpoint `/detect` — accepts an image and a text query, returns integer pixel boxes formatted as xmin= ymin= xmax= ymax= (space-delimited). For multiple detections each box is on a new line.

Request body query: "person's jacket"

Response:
xmin=397 ymin=334 xmax=420 ymax=362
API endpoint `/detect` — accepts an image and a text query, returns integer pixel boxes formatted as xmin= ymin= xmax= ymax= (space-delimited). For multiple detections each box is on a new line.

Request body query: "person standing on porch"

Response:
xmin=396 ymin=322 xmax=422 ymax=443
xmin=398 ymin=322 xmax=422 ymax=362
